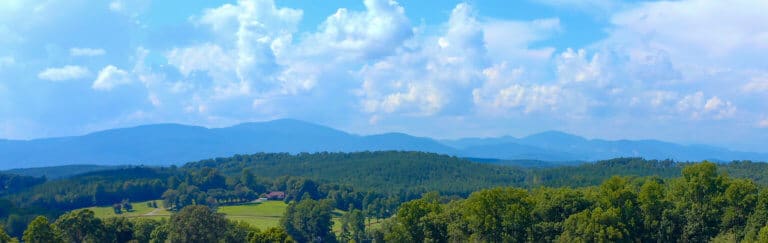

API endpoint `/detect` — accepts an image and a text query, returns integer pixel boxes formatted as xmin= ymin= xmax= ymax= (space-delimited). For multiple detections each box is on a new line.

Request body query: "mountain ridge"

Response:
xmin=0 ymin=119 xmax=765 ymax=170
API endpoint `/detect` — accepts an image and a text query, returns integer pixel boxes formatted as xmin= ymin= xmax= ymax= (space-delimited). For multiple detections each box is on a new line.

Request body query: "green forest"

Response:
xmin=3 ymin=151 xmax=768 ymax=242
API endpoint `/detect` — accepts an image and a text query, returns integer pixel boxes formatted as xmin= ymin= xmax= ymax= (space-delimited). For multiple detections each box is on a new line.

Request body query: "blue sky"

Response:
xmin=1 ymin=0 xmax=767 ymax=152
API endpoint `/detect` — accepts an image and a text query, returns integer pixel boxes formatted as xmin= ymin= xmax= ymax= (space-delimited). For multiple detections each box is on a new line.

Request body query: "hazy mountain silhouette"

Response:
xmin=0 ymin=119 xmax=765 ymax=170
xmin=0 ymin=119 xmax=455 ymax=169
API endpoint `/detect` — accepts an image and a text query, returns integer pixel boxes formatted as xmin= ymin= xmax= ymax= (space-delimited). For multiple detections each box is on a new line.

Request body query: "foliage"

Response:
xmin=0 ymin=226 xmax=18 ymax=243
xmin=52 ymin=209 xmax=104 ymax=243
xmin=282 ymin=198 xmax=335 ymax=242
xmin=167 ymin=205 xmax=228 ymax=243
xmin=185 ymin=151 xmax=528 ymax=197
xmin=248 ymin=227 xmax=290 ymax=243
xmin=4 ymin=153 xmax=768 ymax=242
xmin=22 ymin=216 xmax=58 ymax=243
xmin=0 ymin=173 xmax=45 ymax=196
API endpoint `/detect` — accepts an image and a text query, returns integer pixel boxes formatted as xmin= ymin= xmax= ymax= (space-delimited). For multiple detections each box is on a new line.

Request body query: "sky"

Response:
xmin=0 ymin=0 xmax=767 ymax=152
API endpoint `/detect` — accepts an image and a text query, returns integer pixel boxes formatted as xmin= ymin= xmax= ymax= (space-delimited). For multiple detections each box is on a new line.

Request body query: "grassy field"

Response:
xmin=85 ymin=200 xmax=358 ymax=232
xmin=218 ymin=201 xmax=287 ymax=229
xmin=220 ymin=201 xmax=346 ymax=231
xmin=87 ymin=200 xmax=170 ymax=218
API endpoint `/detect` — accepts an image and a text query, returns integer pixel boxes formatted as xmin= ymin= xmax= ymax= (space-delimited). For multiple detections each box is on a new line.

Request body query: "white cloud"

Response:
xmin=556 ymin=48 xmax=604 ymax=85
xmin=743 ymin=76 xmax=768 ymax=93
xmin=70 ymin=47 xmax=105 ymax=57
xmin=471 ymin=63 xmax=582 ymax=116
xmin=355 ymin=2 xmax=570 ymax=118
xmin=374 ymin=83 xmax=444 ymax=115
xmin=608 ymin=1 xmax=768 ymax=69
xmin=148 ymin=93 xmax=161 ymax=107
xmin=167 ymin=0 xmax=303 ymax=101
xmin=647 ymin=90 xmax=678 ymax=108
xmin=298 ymin=0 xmax=412 ymax=60
xmin=198 ymin=0 xmax=301 ymax=84
xmin=37 ymin=65 xmax=90 ymax=81
xmin=355 ymin=3 xmax=483 ymax=116
xmin=759 ymin=119 xmax=768 ymax=128
xmin=677 ymin=92 xmax=736 ymax=119
xmin=92 ymin=65 xmax=131 ymax=91
xmin=476 ymin=84 xmax=564 ymax=113
xmin=482 ymin=18 xmax=561 ymax=63
xmin=166 ymin=44 xmax=234 ymax=76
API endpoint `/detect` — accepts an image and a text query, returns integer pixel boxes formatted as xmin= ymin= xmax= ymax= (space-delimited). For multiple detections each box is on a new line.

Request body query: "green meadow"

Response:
xmin=86 ymin=200 xmax=170 ymax=219
xmin=84 ymin=200 xmax=353 ymax=231
xmin=217 ymin=201 xmax=288 ymax=229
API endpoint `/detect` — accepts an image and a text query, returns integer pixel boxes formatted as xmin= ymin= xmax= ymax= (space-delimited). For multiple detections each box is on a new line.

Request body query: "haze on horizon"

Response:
xmin=0 ymin=0 xmax=767 ymax=153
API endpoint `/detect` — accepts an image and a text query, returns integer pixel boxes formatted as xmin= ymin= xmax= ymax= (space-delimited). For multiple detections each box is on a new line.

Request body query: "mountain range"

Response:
xmin=0 ymin=119 xmax=766 ymax=170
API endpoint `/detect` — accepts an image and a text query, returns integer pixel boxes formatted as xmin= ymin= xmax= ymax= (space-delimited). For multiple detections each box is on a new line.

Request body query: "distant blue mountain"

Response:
xmin=446 ymin=131 xmax=768 ymax=162
xmin=0 ymin=119 xmax=765 ymax=170
xmin=0 ymin=119 xmax=457 ymax=169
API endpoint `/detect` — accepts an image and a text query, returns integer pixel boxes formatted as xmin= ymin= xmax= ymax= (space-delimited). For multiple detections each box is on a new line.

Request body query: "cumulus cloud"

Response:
xmin=92 ymin=65 xmax=131 ymax=91
xmin=356 ymin=3 xmax=485 ymax=116
xmin=298 ymin=0 xmax=412 ymax=60
xmin=355 ymin=2 xmax=573 ymax=118
xmin=70 ymin=47 xmax=105 ymax=57
xmin=471 ymin=61 xmax=597 ymax=118
xmin=2 ymin=0 xmax=768 ymax=151
xmin=197 ymin=0 xmax=301 ymax=83
xmin=677 ymin=92 xmax=736 ymax=119
xmin=556 ymin=48 xmax=604 ymax=85
xmin=165 ymin=0 xmax=303 ymax=101
xmin=37 ymin=65 xmax=90 ymax=81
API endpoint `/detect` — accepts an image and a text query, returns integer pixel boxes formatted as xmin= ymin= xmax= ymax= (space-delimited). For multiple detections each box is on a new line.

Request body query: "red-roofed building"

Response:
xmin=265 ymin=191 xmax=286 ymax=200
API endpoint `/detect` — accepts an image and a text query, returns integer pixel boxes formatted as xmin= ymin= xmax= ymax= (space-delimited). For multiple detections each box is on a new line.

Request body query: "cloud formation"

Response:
xmin=37 ymin=66 xmax=90 ymax=81
xmin=93 ymin=65 xmax=131 ymax=91
xmin=0 ymin=0 xmax=767 ymax=152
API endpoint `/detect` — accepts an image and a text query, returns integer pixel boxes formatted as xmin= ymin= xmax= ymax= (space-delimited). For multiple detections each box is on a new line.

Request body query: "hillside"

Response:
xmin=184 ymin=151 xmax=528 ymax=195
xmin=2 ymin=164 xmax=124 ymax=179
xmin=7 ymin=152 xmax=768 ymax=216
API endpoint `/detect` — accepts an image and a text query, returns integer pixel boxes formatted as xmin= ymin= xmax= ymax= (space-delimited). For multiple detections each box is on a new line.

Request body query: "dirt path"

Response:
xmin=144 ymin=208 xmax=162 ymax=216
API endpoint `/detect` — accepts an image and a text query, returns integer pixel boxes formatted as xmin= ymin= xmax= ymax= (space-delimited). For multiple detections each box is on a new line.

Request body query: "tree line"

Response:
xmin=3 ymin=161 xmax=768 ymax=242
xmin=4 ymin=152 xmax=768 ymax=241
xmin=373 ymin=162 xmax=768 ymax=242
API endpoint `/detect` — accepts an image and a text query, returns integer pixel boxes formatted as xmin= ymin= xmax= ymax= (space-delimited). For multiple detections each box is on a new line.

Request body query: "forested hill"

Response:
xmin=6 ymin=152 xmax=768 ymax=204
xmin=4 ymin=152 xmax=768 ymax=241
xmin=184 ymin=151 xmax=528 ymax=194
xmin=184 ymin=153 xmax=768 ymax=188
